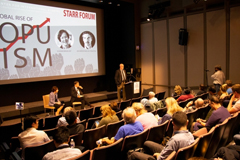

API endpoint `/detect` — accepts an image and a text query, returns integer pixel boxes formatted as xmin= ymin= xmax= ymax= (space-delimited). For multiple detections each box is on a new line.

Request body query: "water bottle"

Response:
xmin=70 ymin=139 xmax=75 ymax=148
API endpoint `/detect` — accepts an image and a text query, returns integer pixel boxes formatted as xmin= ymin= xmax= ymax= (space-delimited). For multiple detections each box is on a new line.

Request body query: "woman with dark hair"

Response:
xmin=58 ymin=29 xmax=71 ymax=49
xmin=49 ymin=86 xmax=64 ymax=115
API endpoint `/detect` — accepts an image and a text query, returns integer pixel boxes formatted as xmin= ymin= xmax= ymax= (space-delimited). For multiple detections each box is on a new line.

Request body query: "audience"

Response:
xmin=192 ymin=96 xmax=230 ymax=132
xmin=225 ymin=79 xmax=233 ymax=95
xmin=183 ymin=98 xmax=204 ymax=113
xmin=65 ymin=110 xmax=85 ymax=135
xmin=148 ymin=91 xmax=158 ymax=104
xmin=219 ymin=84 xmax=228 ymax=100
xmin=109 ymin=101 xmax=121 ymax=112
xmin=57 ymin=107 xmax=80 ymax=127
xmin=227 ymin=84 xmax=240 ymax=114
xmin=102 ymin=107 xmax=143 ymax=145
xmin=132 ymin=102 xmax=157 ymax=130
xmin=173 ymin=85 xmax=182 ymax=97
xmin=18 ymin=115 xmax=50 ymax=158
xmin=158 ymin=97 xmax=182 ymax=125
xmin=128 ymin=111 xmax=195 ymax=160
xmin=196 ymin=84 xmax=206 ymax=96
xmin=97 ymin=104 xmax=119 ymax=128
xmin=42 ymin=126 xmax=82 ymax=160
xmin=177 ymin=87 xmax=194 ymax=102
xmin=210 ymin=145 xmax=240 ymax=160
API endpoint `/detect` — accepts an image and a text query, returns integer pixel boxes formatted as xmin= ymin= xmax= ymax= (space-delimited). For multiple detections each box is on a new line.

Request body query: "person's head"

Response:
xmin=82 ymin=31 xmax=92 ymax=48
xmin=209 ymin=95 xmax=220 ymax=109
xmin=220 ymin=84 xmax=228 ymax=93
xmin=225 ymin=80 xmax=233 ymax=88
xmin=215 ymin=65 xmax=222 ymax=71
xmin=132 ymin=102 xmax=147 ymax=116
xmin=51 ymin=86 xmax=59 ymax=93
xmin=53 ymin=126 xmax=70 ymax=147
xmin=109 ymin=102 xmax=119 ymax=111
xmin=23 ymin=115 xmax=38 ymax=130
xmin=65 ymin=110 xmax=77 ymax=125
xmin=199 ymin=84 xmax=205 ymax=91
xmin=122 ymin=107 xmax=137 ymax=124
xmin=74 ymin=81 xmax=79 ymax=87
xmin=172 ymin=111 xmax=188 ymax=131
xmin=194 ymin=98 xmax=204 ymax=108
xmin=184 ymin=87 xmax=191 ymax=95
xmin=119 ymin=63 xmax=124 ymax=70
xmin=174 ymin=85 xmax=182 ymax=96
xmin=208 ymin=85 xmax=216 ymax=95
xmin=101 ymin=104 xmax=116 ymax=118
xmin=165 ymin=97 xmax=183 ymax=115
xmin=63 ymin=107 xmax=74 ymax=116
xmin=58 ymin=30 xmax=69 ymax=45
xmin=148 ymin=91 xmax=155 ymax=99
xmin=232 ymin=84 xmax=240 ymax=98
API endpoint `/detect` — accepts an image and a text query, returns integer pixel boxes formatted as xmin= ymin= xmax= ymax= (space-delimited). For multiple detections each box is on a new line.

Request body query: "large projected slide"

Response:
xmin=0 ymin=0 xmax=104 ymax=85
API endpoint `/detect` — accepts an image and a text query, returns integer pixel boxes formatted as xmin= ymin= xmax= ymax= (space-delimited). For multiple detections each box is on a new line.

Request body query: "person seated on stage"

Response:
xmin=183 ymin=98 xmax=204 ymax=113
xmin=128 ymin=111 xmax=195 ymax=160
xmin=158 ymin=97 xmax=183 ymax=125
xmin=219 ymin=84 xmax=229 ymax=100
xmin=192 ymin=95 xmax=230 ymax=132
xmin=70 ymin=81 xmax=93 ymax=109
xmin=65 ymin=110 xmax=85 ymax=135
xmin=42 ymin=126 xmax=82 ymax=160
xmin=57 ymin=107 xmax=81 ymax=127
xmin=173 ymin=85 xmax=182 ymax=97
xmin=109 ymin=101 xmax=121 ymax=112
xmin=101 ymin=107 xmax=143 ymax=145
xmin=49 ymin=86 xmax=64 ymax=116
xmin=97 ymin=104 xmax=119 ymax=128
xmin=196 ymin=84 xmax=206 ymax=96
xmin=18 ymin=115 xmax=50 ymax=158
xmin=226 ymin=79 xmax=233 ymax=95
xmin=132 ymin=102 xmax=157 ymax=130
xmin=148 ymin=91 xmax=158 ymax=104
xmin=177 ymin=87 xmax=194 ymax=102
xmin=227 ymin=84 xmax=240 ymax=114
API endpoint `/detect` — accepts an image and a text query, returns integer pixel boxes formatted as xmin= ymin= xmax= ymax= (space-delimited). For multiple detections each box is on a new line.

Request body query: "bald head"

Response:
xmin=122 ymin=107 xmax=136 ymax=124
xmin=120 ymin=63 xmax=124 ymax=70
xmin=195 ymin=98 xmax=204 ymax=108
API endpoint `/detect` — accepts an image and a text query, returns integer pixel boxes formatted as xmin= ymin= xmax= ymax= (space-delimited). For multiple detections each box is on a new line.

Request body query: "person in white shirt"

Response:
xmin=211 ymin=65 xmax=225 ymax=94
xmin=148 ymin=91 xmax=158 ymax=104
xmin=18 ymin=115 xmax=50 ymax=158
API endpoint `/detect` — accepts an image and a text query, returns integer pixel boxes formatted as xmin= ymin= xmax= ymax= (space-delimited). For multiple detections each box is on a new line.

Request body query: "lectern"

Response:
xmin=125 ymin=81 xmax=141 ymax=100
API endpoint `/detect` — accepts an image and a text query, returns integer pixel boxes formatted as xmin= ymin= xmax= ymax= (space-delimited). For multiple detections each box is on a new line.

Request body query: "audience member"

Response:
xmin=177 ymin=87 xmax=194 ymax=102
xmin=183 ymin=98 xmax=204 ymax=113
xmin=42 ymin=126 xmax=82 ymax=160
xmin=109 ymin=101 xmax=120 ymax=112
xmin=128 ymin=111 xmax=194 ymax=160
xmin=209 ymin=145 xmax=240 ymax=160
xmin=18 ymin=115 xmax=50 ymax=158
xmin=65 ymin=110 xmax=85 ymax=135
xmin=97 ymin=104 xmax=119 ymax=128
xmin=192 ymin=96 xmax=230 ymax=132
xmin=148 ymin=91 xmax=158 ymax=104
xmin=196 ymin=84 xmax=206 ymax=96
xmin=173 ymin=85 xmax=182 ymax=97
xmin=102 ymin=107 xmax=143 ymax=145
xmin=132 ymin=103 xmax=157 ymax=130
xmin=219 ymin=84 xmax=228 ymax=100
xmin=57 ymin=107 xmax=80 ymax=127
xmin=211 ymin=65 xmax=225 ymax=94
xmin=227 ymin=84 xmax=240 ymax=114
xmin=225 ymin=79 xmax=233 ymax=95
xmin=49 ymin=86 xmax=64 ymax=116
xmin=158 ymin=97 xmax=182 ymax=125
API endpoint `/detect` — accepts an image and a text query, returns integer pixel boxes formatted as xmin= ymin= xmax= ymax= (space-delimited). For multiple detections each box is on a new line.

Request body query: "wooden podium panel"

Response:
xmin=125 ymin=81 xmax=141 ymax=100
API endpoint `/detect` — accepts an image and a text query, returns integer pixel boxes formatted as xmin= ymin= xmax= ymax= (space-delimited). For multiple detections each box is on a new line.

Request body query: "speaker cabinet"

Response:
xmin=179 ymin=28 xmax=188 ymax=45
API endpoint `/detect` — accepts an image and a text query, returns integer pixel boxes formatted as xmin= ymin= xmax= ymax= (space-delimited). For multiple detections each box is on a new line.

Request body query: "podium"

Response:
xmin=125 ymin=81 xmax=141 ymax=100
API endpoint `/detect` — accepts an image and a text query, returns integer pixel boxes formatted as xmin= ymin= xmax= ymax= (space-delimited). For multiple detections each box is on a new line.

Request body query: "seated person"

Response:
xmin=57 ymin=107 xmax=80 ymax=127
xmin=128 ymin=111 xmax=195 ymax=160
xmin=158 ymin=97 xmax=183 ymax=125
xmin=18 ymin=115 xmax=50 ymax=158
xmin=210 ymin=145 xmax=240 ymax=160
xmin=132 ymin=103 xmax=157 ymax=130
xmin=49 ymin=86 xmax=64 ymax=116
xmin=102 ymin=107 xmax=143 ymax=145
xmin=109 ymin=101 xmax=121 ymax=113
xmin=65 ymin=110 xmax=85 ymax=135
xmin=192 ymin=96 xmax=231 ymax=132
xmin=148 ymin=91 xmax=158 ymax=104
xmin=226 ymin=79 xmax=233 ymax=95
xmin=97 ymin=104 xmax=119 ymax=128
xmin=42 ymin=126 xmax=82 ymax=160
xmin=219 ymin=84 xmax=229 ymax=100
xmin=227 ymin=84 xmax=240 ymax=114
xmin=196 ymin=84 xmax=206 ymax=96
xmin=70 ymin=81 xmax=93 ymax=109
xmin=177 ymin=87 xmax=194 ymax=102
xmin=183 ymin=98 xmax=204 ymax=113
xmin=173 ymin=85 xmax=182 ymax=97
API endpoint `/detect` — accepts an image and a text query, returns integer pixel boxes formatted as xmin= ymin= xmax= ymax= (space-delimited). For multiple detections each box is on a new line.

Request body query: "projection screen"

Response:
xmin=0 ymin=0 xmax=105 ymax=85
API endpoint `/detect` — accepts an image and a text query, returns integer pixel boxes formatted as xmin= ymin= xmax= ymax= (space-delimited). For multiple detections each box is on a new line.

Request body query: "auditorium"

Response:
xmin=1 ymin=0 xmax=240 ymax=159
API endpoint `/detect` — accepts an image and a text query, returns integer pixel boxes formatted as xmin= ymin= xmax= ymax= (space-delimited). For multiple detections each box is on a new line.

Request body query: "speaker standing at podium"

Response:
xmin=115 ymin=63 xmax=127 ymax=102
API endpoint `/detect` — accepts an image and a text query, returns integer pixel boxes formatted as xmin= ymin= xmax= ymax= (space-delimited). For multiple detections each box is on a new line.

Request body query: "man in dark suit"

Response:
xmin=115 ymin=63 xmax=127 ymax=102
xmin=70 ymin=81 xmax=93 ymax=109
